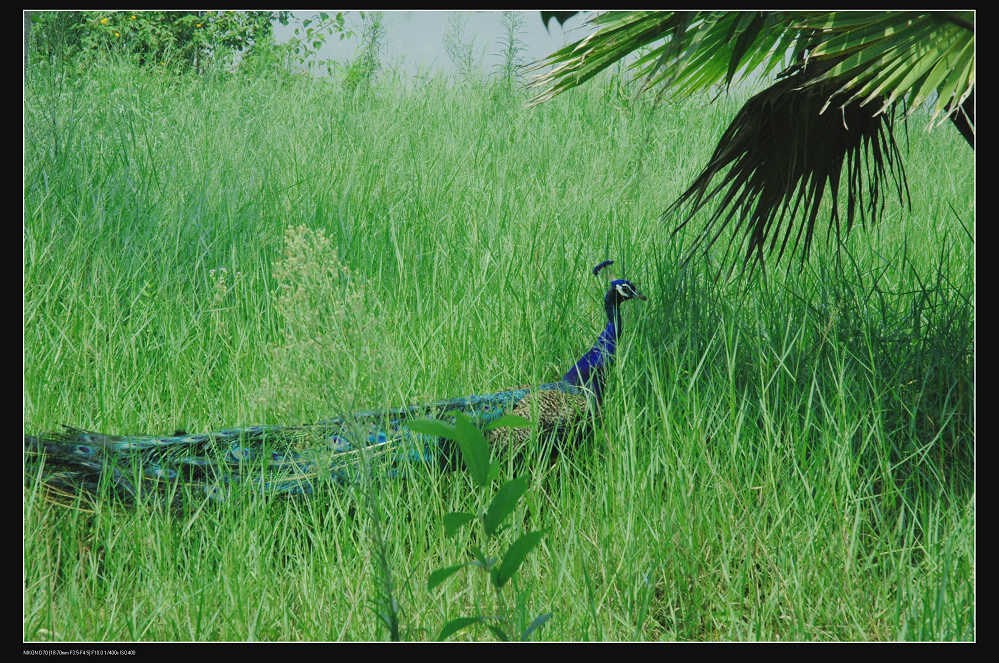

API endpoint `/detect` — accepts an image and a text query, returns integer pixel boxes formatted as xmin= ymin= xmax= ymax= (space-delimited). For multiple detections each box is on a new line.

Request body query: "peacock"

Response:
xmin=24 ymin=260 xmax=645 ymax=506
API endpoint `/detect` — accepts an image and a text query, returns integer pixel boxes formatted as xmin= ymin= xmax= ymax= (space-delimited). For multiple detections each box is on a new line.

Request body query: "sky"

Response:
xmin=270 ymin=10 xmax=595 ymax=79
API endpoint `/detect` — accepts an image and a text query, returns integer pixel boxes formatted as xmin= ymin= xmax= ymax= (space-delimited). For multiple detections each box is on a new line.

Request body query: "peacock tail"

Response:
xmin=24 ymin=261 xmax=644 ymax=506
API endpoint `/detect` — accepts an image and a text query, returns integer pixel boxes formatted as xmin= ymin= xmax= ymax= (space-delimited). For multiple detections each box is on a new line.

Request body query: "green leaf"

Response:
xmin=438 ymin=616 xmax=483 ymax=641
xmin=725 ymin=12 xmax=765 ymax=86
xmin=443 ymin=511 xmax=475 ymax=538
xmin=530 ymin=11 xmax=805 ymax=107
xmin=531 ymin=9 xmax=973 ymax=147
xmin=454 ymin=412 xmax=490 ymax=487
xmin=482 ymin=413 xmax=532 ymax=432
xmin=483 ymin=475 xmax=529 ymax=536
xmin=405 ymin=418 xmax=456 ymax=440
xmin=798 ymin=12 xmax=973 ymax=126
xmin=521 ymin=612 xmax=554 ymax=641
xmin=491 ymin=529 xmax=547 ymax=589
xmin=428 ymin=563 xmax=466 ymax=591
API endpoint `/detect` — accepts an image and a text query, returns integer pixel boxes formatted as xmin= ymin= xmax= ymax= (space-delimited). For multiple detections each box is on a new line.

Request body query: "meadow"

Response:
xmin=23 ymin=53 xmax=974 ymax=641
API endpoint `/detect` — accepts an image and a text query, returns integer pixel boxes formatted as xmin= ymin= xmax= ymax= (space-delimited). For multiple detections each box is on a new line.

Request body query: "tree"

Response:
xmin=532 ymin=11 xmax=974 ymax=274
xmin=25 ymin=10 xmax=284 ymax=74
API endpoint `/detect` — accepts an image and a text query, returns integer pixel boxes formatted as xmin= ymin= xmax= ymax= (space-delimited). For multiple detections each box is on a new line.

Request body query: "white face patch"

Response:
xmin=614 ymin=281 xmax=645 ymax=301
xmin=615 ymin=283 xmax=635 ymax=298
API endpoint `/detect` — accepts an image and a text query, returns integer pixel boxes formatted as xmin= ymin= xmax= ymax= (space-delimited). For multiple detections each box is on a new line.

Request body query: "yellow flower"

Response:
xmin=196 ymin=23 xmax=202 ymax=28
xmin=130 ymin=15 xmax=136 ymax=20
xmin=114 ymin=32 xmax=120 ymax=38
xmin=100 ymin=17 xmax=108 ymax=24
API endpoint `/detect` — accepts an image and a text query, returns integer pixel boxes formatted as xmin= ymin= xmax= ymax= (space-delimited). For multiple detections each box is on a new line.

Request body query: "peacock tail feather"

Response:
xmin=24 ymin=382 xmax=594 ymax=506
xmin=24 ymin=261 xmax=644 ymax=507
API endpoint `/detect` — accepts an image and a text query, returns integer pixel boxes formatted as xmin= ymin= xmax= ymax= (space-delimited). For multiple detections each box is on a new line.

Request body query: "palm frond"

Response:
xmin=798 ymin=11 xmax=974 ymax=131
xmin=528 ymin=11 xmax=805 ymax=107
xmin=669 ymin=62 xmax=910 ymax=275
xmin=529 ymin=10 xmax=974 ymax=140
xmin=529 ymin=10 xmax=971 ymax=272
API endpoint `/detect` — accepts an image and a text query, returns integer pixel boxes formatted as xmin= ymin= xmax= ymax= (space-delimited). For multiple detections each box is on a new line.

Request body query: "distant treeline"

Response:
xmin=22 ymin=11 xmax=361 ymax=76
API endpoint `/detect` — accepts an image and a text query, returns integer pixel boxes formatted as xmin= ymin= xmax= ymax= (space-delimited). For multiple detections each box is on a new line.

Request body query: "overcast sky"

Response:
xmin=271 ymin=10 xmax=596 ymax=79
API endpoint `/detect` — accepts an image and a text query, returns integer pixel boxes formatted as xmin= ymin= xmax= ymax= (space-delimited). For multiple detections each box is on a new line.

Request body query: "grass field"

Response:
xmin=23 ymin=54 xmax=974 ymax=641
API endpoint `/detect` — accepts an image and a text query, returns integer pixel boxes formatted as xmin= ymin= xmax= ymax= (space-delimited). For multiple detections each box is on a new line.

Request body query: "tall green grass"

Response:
xmin=23 ymin=55 xmax=973 ymax=641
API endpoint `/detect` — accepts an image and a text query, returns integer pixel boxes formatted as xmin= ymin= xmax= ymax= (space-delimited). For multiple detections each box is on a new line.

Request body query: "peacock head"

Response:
xmin=593 ymin=261 xmax=646 ymax=318
xmin=608 ymin=278 xmax=647 ymax=304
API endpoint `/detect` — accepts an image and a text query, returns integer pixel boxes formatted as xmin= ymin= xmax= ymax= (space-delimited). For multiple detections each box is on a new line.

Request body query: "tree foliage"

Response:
xmin=27 ymin=10 xmax=285 ymax=73
xmin=532 ymin=11 xmax=974 ymax=272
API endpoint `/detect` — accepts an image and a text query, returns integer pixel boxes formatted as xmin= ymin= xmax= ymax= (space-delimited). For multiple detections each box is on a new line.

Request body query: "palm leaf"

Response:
xmin=529 ymin=11 xmax=806 ymax=107
xmin=527 ymin=11 xmax=683 ymax=106
xmin=669 ymin=61 xmax=909 ymax=275
xmin=529 ymin=10 xmax=971 ymax=270
xmin=529 ymin=10 xmax=974 ymax=137
xmin=799 ymin=12 xmax=974 ymax=129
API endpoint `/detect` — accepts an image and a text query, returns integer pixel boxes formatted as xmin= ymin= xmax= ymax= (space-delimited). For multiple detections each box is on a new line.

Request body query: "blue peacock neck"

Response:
xmin=561 ymin=288 xmax=624 ymax=403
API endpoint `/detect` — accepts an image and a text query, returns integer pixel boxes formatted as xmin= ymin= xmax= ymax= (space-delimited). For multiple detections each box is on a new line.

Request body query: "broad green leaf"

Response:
xmin=438 ymin=616 xmax=483 ymax=641
xmin=454 ymin=412 xmax=489 ymax=487
xmin=483 ymin=475 xmax=529 ymax=536
xmin=405 ymin=418 xmax=456 ymax=440
xmin=427 ymin=563 xmax=466 ymax=591
xmin=443 ymin=511 xmax=475 ymax=538
xmin=491 ymin=529 xmax=547 ymax=589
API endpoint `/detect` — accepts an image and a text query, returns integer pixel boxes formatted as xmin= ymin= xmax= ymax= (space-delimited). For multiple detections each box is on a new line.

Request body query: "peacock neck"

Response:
xmin=561 ymin=297 xmax=623 ymax=403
